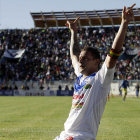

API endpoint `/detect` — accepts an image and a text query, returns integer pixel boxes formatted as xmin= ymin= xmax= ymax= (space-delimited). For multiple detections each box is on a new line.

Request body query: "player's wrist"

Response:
xmin=121 ymin=19 xmax=129 ymax=25
xmin=121 ymin=20 xmax=129 ymax=30
xmin=71 ymin=29 xmax=77 ymax=34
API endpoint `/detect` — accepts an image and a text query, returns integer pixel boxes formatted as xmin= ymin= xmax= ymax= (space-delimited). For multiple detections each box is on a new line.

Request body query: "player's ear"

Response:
xmin=95 ymin=59 xmax=100 ymax=65
xmin=96 ymin=59 xmax=101 ymax=70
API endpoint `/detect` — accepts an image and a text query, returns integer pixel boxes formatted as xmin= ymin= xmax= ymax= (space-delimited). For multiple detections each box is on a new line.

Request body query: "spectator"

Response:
xmin=0 ymin=26 xmax=139 ymax=82
xmin=135 ymin=82 xmax=140 ymax=98
xmin=65 ymin=85 xmax=69 ymax=91
xmin=58 ymin=85 xmax=62 ymax=91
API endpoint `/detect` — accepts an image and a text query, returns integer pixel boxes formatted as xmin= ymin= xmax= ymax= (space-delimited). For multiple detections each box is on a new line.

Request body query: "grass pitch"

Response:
xmin=0 ymin=96 xmax=140 ymax=140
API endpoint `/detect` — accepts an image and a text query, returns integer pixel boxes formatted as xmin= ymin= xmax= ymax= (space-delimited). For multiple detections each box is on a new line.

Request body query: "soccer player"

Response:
xmin=121 ymin=77 xmax=129 ymax=101
xmin=135 ymin=82 xmax=140 ymax=98
xmin=118 ymin=80 xmax=123 ymax=96
xmin=54 ymin=4 xmax=136 ymax=140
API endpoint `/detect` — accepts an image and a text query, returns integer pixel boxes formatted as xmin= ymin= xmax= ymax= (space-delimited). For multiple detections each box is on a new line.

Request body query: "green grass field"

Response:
xmin=0 ymin=96 xmax=140 ymax=140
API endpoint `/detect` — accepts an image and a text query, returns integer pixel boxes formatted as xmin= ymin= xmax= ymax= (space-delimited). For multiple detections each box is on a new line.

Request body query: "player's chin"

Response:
xmin=79 ymin=67 xmax=86 ymax=74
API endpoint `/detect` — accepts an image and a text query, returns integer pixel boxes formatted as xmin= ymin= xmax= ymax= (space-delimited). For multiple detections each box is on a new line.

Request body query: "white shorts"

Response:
xmin=54 ymin=136 xmax=74 ymax=140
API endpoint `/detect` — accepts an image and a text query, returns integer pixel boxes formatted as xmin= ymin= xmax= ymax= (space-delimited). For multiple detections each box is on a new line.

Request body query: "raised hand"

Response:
xmin=66 ymin=17 xmax=80 ymax=32
xmin=122 ymin=4 xmax=136 ymax=23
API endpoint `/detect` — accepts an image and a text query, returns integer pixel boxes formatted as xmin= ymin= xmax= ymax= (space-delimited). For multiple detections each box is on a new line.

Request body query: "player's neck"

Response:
xmin=83 ymin=71 xmax=96 ymax=79
xmin=82 ymin=68 xmax=98 ymax=79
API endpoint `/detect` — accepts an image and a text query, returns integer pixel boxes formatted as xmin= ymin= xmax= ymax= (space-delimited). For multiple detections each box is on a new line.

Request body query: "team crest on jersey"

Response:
xmin=84 ymin=84 xmax=92 ymax=89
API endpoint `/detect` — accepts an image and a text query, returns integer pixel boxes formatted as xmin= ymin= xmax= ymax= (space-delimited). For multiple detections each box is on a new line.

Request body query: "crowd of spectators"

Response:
xmin=0 ymin=26 xmax=140 ymax=84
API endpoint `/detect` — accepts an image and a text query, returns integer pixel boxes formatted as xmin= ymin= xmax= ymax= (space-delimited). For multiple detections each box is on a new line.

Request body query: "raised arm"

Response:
xmin=105 ymin=4 xmax=136 ymax=69
xmin=66 ymin=17 xmax=81 ymax=70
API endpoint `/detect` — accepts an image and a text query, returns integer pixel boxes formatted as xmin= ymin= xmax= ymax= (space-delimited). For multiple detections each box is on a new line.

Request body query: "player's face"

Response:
xmin=79 ymin=50 xmax=99 ymax=75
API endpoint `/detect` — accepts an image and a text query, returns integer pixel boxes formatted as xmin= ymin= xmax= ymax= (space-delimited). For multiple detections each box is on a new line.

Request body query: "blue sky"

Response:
xmin=0 ymin=0 xmax=139 ymax=29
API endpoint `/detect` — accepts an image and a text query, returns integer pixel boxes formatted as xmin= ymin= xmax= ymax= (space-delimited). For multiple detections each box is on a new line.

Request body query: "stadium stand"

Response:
xmin=0 ymin=9 xmax=140 ymax=95
xmin=31 ymin=8 xmax=140 ymax=27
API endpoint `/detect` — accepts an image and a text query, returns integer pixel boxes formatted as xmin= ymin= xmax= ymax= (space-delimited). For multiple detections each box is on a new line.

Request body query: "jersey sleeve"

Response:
xmin=95 ymin=62 xmax=115 ymax=88
xmin=74 ymin=63 xmax=81 ymax=77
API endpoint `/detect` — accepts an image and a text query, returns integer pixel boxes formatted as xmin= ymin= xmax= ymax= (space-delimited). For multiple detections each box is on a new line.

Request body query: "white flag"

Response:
xmin=3 ymin=49 xmax=25 ymax=59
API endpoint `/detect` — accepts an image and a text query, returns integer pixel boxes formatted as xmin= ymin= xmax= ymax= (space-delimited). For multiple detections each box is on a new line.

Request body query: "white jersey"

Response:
xmin=54 ymin=62 xmax=115 ymax=140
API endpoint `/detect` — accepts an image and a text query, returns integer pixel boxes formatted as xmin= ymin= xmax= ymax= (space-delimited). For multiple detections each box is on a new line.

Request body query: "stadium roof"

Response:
xmin=31 ymin=8 xmax=140 ymax=28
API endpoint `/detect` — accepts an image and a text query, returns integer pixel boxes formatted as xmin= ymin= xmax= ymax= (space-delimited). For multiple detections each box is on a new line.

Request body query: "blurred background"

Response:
xmin=0 ymin=0 xmax=139 ymax=96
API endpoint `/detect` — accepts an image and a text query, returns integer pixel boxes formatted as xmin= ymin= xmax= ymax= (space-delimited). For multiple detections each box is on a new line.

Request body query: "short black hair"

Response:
xmin=82 ymin=46 xmax=101 ymax=60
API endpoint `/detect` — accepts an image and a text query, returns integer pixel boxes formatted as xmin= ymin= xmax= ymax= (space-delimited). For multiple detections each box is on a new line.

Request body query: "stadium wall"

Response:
xmin=0 ymin=80 xmax=139 ymax=96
